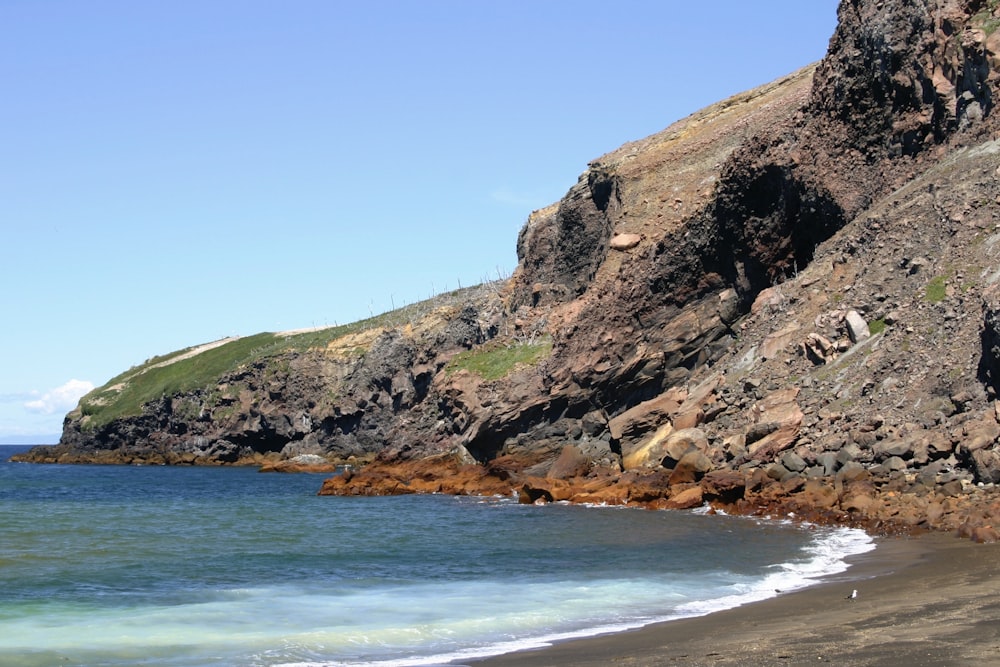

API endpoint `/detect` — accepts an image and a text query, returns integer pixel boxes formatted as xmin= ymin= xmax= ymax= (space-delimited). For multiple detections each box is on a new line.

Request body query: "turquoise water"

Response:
xmin=0 ymin=445 xmax=873 ymax=666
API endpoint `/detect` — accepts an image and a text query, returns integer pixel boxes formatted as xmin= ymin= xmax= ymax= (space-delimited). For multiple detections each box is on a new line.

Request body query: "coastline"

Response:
xmin=468 ymin=532 xmax=1000 ymax=667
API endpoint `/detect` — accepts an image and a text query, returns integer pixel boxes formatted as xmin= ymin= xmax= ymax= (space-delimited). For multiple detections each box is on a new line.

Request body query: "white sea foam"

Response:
xmin=0 ymin=523 xmax=874 ymax=667
xmin=1 ymin=464 xmax=878 ymax=667
xmin=273 ymin=524 xmax=876 ymax=667
xmin=671 ymin=525 xmax=875 ymax=618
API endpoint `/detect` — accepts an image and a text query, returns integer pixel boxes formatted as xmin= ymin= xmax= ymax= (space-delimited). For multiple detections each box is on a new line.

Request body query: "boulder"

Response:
xmin=845 ymin=310 xmax=870 ymax=343
xmin=620 ymin=470 xmax=673 ymax=503
xmin=836 ymin=444 xmax=863 ymax=466
xmin=960 ymin=414 xmax=1000 ymax=454
xmin=672 ymin=407 xmax=704 ymax=430
xmin=699 ymin=470 xmax=747 ymax=503
xmin=883 ymin=456 xmax=907 ymax=472
xmin=874 ymin=436 xmax=916 ymax=460
xmin=802 ymin=333 xmax=837 ymax=364
xmin=665 ymin=485 xmax=704 ymax=509
xmin=662 ymin=428 xmax=711 ymax=463
xmin=547 ymin=445 xmax=592 ymax=479
xmin=765 ymin=462 xmax=793 ymax=481
xmin=939 ymin=480 xmax=964 ymax=497
xmin=608 ymin=388 xmax=686 ymax=441
xmin=621 ymin=423 xmax=673 ymax=470
xmin=836 ymin=461 xmax=869 ymax=484
xmin=971 ymin=448 xmax=1000 ymax=484
xmin=722 ymin=434 xmax=747 ymax=461
xmin=609 ymin=233 xmax=642 ymax=250
xmin=796 ymin=479 xmax=839 ymax=509
xmin=816 ymin=451 xmax=839 ymax=475
xmin=668 ymin=450 xmax=713 ymax=485
xmin=746 ymin=389 xmax=803 ymax=458
xmin=746 ymin=422 xmax=779 ymax=444
xmin=780 ymin=451 xmax=807 ymax=473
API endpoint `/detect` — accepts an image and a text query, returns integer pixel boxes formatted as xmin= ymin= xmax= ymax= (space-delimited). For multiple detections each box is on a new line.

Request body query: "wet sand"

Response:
xmin=468 ymin=533 xmax=1000 ymax=667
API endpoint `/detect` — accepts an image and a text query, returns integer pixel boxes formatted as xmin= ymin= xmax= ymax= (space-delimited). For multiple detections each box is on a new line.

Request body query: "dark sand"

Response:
xmin=468 ymin=533 xmax=1000 ymax=667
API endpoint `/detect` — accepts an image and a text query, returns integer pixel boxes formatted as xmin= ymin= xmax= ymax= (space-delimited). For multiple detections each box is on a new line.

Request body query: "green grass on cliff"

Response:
xmin=80 ymin=332 xmax=284 ymax=429
xmin=79 ymin=326 xmax=375 ymax=429
xmin=925 ymin=275 xmax=948 ymax=303
xmin=78 ymin=283 xmax=503 ymax=429
xmin=446 ymin=337 xmax=553 ymax=381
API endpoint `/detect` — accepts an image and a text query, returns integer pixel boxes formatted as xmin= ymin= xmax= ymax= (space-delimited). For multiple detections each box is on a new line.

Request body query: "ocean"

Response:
xmin=0 ymin=444 xmax=874 ymax=667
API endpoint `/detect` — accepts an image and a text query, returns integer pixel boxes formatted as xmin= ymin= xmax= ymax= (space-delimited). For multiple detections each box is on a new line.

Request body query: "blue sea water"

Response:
xmin=0 ymin=445 xmax=874 ymax=667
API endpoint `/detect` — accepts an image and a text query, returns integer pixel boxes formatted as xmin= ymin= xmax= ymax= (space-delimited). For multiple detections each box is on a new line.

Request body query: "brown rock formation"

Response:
xmin=17 ymin=0 xmax=1000 ymax=541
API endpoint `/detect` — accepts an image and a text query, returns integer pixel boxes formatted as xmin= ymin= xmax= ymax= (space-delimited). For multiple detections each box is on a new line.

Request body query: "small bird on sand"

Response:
xmin=846 ymin=589 xmax=858 ymax=601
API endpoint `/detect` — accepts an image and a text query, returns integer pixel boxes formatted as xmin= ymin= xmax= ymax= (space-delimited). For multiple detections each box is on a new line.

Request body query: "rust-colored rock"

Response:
xmin=746 ymin=389 xmax=804 ymax=459
xmin=665 ymin=485 xmax=704 ymax=510
xmin=700 ymin=470 xmax=747 ymax=504
xmin=609 ymin=233 xmax=642 ymax=250
xmin=667 ymin=450 xmax=713 ymax=486
xmin=547 ymin=445 xmax=593 ymax=480
xmin=259 ymin=455 xmax=337 ymax=473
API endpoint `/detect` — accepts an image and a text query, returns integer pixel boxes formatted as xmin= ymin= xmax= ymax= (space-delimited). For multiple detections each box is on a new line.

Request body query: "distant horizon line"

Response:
xmin=0 ymin=436 xmax=60 ymax=446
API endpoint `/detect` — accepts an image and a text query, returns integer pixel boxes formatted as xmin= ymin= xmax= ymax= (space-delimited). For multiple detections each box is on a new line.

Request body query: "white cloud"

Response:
xmin=23 ymin=379 xmax=94 ymax=415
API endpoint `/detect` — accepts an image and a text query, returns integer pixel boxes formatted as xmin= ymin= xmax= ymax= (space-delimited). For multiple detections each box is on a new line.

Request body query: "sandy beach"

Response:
xmin=469 ymin=533 xmax=1000 ymax=667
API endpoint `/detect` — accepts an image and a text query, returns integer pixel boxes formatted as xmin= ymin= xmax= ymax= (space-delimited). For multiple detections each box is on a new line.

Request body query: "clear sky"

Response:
xmin=0 ymin=1 xmax=838 ymax=442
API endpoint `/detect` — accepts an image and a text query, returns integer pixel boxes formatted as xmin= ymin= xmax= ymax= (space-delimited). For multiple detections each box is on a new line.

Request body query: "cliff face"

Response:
xmin=19 ymin=0 xmax=1000 ymax=538
xmin=32 ymin=290 xmax=507 ymax=466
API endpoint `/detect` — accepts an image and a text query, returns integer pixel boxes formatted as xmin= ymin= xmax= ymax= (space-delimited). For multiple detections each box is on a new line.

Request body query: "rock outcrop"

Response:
xmin=16 ymin=0 xmax=1000 ymax=541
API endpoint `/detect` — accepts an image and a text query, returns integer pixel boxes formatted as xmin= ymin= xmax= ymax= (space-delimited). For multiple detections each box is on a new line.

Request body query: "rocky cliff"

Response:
xmin=17 ymin=0 xmax=1000 ymax=539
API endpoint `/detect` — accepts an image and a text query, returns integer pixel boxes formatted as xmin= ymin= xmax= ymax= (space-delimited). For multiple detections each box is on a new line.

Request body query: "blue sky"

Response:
xmin=0 ymin=1 xmax=838 ymax=442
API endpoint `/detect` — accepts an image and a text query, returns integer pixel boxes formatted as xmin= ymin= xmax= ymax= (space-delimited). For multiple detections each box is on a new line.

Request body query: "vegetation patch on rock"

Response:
xmin=445 ymin=337 xmax=552 ymax=381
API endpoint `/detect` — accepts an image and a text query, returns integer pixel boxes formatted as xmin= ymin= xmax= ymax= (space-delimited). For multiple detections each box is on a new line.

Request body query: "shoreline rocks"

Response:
xmin=315 ymin=452 xmax=1000 ymax=541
